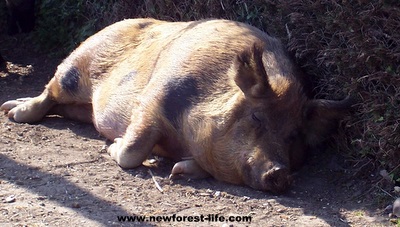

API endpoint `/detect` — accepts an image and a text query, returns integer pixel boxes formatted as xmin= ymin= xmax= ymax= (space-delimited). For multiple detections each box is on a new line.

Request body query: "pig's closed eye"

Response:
xmin=252 ymin=112 xmax=262 ymax=122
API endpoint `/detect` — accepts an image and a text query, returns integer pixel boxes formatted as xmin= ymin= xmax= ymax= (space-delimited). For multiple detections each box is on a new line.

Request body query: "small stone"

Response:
xmin=221 ymin=224 xmax=233 ymax=227
xmin=198 ymin=192 xmax=211 ymax=197
xmin=5 ymin=195 xmax=16 ymax=203
xmin=99 ymin=145 xmax=107 ymax=153
xmin=135 ymin=173 xmax=145 ymax=178
xmin=71 ymin=202 xmax=81 ymax=208
xmin=148 ymin=159 xmax=157 ymax=164
xmin=214 ymin=191 xmax=221 ymax=197
xmin=37 ymin=196 xmax=46 ymax=201
xmin=276 ymin=208 xmax=285 ymax=213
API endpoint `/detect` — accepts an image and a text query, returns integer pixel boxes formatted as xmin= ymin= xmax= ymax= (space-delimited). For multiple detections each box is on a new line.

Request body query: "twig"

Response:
xmin=285 ymin=23 xmax=291 ymax=40
xmin=220 ymin=1 xmax=225 ymax=11
xmin=375 ymin=184 xmax=395 ymax=199
xmin=389 ymin=163 xmax=400 ymax=175
xmin=148 ymin=169 xmax=163 ymax=193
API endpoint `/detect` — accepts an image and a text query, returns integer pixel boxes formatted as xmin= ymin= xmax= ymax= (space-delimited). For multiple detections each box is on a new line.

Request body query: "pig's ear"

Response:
xmin=303 ymin=96 xmax=353 ymax=145
xmin=234 ymin=41 xmax=270 ymax=98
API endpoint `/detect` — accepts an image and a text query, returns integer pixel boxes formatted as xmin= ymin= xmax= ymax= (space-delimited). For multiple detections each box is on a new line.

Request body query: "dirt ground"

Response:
xmin=0 ymin=36 xmax=393 ymax=227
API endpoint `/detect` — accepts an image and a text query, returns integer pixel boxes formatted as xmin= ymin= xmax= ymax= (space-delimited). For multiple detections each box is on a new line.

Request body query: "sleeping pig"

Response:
xmin=0 ymin=18 xmax=351 ymax=194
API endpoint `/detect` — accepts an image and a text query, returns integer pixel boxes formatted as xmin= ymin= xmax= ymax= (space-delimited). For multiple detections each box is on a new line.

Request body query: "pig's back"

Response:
xmin=91 ymin=19 xmax=271 ymax=141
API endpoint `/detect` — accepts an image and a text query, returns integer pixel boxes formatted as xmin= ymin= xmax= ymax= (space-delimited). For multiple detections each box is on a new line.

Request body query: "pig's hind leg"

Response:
xmin=1 ymin=66 xmax=93 ymax=123
xmin=107 ymin=109 xmax=162 ymax=169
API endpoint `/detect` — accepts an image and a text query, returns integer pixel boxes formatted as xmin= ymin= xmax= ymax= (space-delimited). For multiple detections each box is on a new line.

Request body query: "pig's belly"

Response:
xmin=92 ymin=108 xmax=131 ymax=140
xmin=91 ymin=87 xmax=137 ymax=141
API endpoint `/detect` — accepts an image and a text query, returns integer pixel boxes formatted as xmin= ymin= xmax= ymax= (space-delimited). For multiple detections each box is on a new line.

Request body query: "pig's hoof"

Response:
xmin=169 ymin=159 xmax=210 ymax=180
xmin=107 ymin=138 xmax=123 ymax=158
xmin=1 ymin=98 xmax=33 ymax=113
xmin=107 ymin=138 xmax=139 ymax=169
xmin=0 ymin=98 xmax=40 ymax=122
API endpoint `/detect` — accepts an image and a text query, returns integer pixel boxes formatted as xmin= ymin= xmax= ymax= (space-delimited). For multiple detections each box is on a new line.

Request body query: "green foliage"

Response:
xmin=31 ymin=0 xmax=289 ymax=55
xmin=274 ymin=0 xmax=400 ymax=182
xmin=34 ymin=0 xmax=109 ymax=54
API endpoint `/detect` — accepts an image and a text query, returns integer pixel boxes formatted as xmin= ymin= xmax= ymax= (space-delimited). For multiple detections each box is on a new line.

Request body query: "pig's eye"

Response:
xmin=252 ymin=112 xmax=262 ymax=122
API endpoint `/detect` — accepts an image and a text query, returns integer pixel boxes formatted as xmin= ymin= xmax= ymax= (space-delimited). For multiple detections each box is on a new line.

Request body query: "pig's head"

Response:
xmin=211 ymin=41 xmax=352 ymax=194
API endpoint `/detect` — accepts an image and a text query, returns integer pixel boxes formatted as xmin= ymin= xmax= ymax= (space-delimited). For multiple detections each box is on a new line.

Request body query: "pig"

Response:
xmin=0 ymin=18 xmax=351 ymax=193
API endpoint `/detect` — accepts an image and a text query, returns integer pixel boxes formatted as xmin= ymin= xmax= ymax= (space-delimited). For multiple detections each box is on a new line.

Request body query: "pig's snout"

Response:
xmin=261 ymin=164 xmax=291 ymax=194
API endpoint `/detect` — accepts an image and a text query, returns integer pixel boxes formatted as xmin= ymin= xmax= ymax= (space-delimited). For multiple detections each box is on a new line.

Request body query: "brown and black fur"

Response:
xmin=1 ymin=18 xmax=351 ymax=193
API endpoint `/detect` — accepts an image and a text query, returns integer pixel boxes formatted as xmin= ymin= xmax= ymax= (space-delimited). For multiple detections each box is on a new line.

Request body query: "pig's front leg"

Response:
xmin=170 ymin=159 xmax=210 ymax=180
xmin=1 ymin=91 xmax=55 ymax=123
xmin=107 ymin=111 xmax=161 ymax=169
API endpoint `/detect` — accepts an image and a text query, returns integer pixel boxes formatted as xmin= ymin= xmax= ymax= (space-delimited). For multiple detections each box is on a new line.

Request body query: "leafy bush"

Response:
xmin=276 ymin=0 xmax=400 ymax=183
xmin=33 ymin=0 xmax=288 ymax=54
xmin=34 ymin=0 xmax=103 ymax=54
